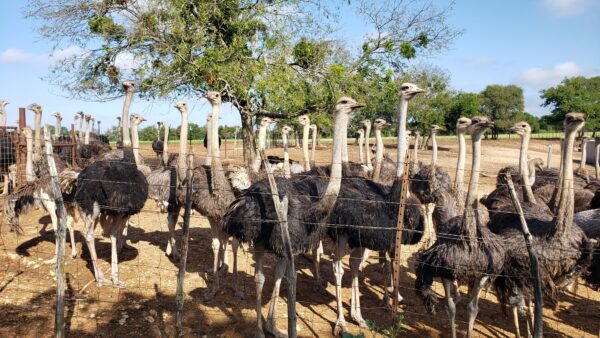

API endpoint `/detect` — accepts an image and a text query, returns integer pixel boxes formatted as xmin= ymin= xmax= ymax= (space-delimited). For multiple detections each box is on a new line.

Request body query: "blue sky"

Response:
xmin=1 ymin=0 xmax=599 ymax=130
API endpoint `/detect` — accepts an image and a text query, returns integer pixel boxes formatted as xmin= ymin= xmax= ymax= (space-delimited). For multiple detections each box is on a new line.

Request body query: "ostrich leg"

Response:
xmin=264 ymin=257 xmax=288 ymax=338
xmin=84 ymin=205 xmax=111 ymax=286
xmin=350 ymin=247 xmax=368 ymax=328
xmin=229 ymin=237 xmax=244 ymax=298
xmin=166 ymin=205 xmax=182 ymax=259
xmin=466 ymin=276 xmax=488 ymax=338
xmin=333 ymin=237 xmax=348 ymax=336
xmin=207 ymin=218 xmax=227 ymax=299
xmin=110 ymin=214 xmax=126 ymax=288
xmin=442 ymin=279 xmax=457 ymax=338
xmin=254 ymin=248 xmax=267 ymax=338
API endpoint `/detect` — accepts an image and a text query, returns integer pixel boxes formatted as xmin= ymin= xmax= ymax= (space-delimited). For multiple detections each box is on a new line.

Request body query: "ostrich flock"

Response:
xmin=1 ymin=81 xmax=600 ymax=337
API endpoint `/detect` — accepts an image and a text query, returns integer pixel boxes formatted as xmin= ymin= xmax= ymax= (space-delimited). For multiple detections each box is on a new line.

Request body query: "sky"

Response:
xmin=0 ymin=0 xmax=599 ymax=131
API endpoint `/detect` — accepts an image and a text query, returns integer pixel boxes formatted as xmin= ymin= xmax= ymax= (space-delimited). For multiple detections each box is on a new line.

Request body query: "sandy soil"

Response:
xmin=1 ymin=137 xmax=599 ymax=337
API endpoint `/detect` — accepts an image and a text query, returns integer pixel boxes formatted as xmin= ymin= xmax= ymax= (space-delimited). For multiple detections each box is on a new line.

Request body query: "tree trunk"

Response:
xmin=241 ymin=111 xmax=256 ymax=166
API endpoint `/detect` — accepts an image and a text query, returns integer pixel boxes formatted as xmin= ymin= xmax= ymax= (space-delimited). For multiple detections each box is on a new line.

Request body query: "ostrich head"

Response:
xmin=374 ymin=118 xmax=391 ymax=130
xmin=0 ymin=100 xmax=10 ymax=111
xmin=456 ymin=117 xmax=471 ymax=134
xmin=529 ymin=158 xmax=545 ymax=172
xmin=281 ymin=125 xmax=292 ymax=135
xmin=174 ymin=101 xmax=188 ymax=113
xmin=77 ymin=111 xmax=84 ymax=118
xmin=335 ymin=97 xmax=365 ymax=115
xmin=357 ymin=128 xmax=364 ymax=137
xmin=469 ymin=116 xmax=494 ymax=136
xmin=157 ymin=121 xmax=162 ymax=130
xmin=509 ymin=121 xmax=531 ymax=137
xmin=360 ymin=119 xmax=371 ymax=129
xmin=74 ymin=115 xmax=80 ymax=122
xmin=204 ymin=91 xmax=222 ymax=105
xmin=430 ymin=124 xmax=444 ymax=135
xmin=298 ymin=115 xmax=309 ymax=126
xmin=581 ymin=135 xmax=592 ymax=146
xmin=27 ymin=103 xmax=42 ymax=115
xmin=399 ymin=82 xmax=425 ymax=100
xmin=310 ymin=124 xmax=317 ymax=131
xmin=52 ymin=112 xmax=62 ymax=120
xmin=260 ymin=117 xmax=273 ymax=127
xmin=85 ymin=114 xmax=91 ymax=122
xmin=131 ymin=114 xmax=146 ymax=125
xmin=565 ymin=112 xmax=586 ymax=134
xmin=122 ymin=81 xmax=136 ymax=92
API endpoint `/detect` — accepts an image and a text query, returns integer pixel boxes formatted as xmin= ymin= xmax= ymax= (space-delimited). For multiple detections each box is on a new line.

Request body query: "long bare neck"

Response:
xmin=252 ymin=124 xmax=268 ymax=172
xmin=519 ymin=133 xmax=536 ymax=203
xmin=0 ymin=107 xmax=5 ymax=127
xmin=121 ymin=90 xmax=133 ymax=147
xmin=431 ymin=132 xmax=438 ymax=166
xmin=365 ymin=124 xmax=372 ymax=166
xmin=396 ymin=99 xmax=408 ymax=177
xmin=358 ymin=134 xmax=365 ymax=163
xmin=178 ymin=111 xmax=189 ymax=178
xmin=162 ymin=122 xmax=170 ymax=166
xmin=464 ymin=131 xmax=483 ymax=241
xmin=323 ymin=111 xmax=348 ymax=202
xmin=554 ymin=129 xmax=576 ymax=236
xmin=84 ymin=121 xmax=90 ymax=145
xmin=54 ymin=118 xmax=61 ymax=137
xmin=454 ymin=131 xmax=466 ymax=194
xmin=205 ymin=117 xmax=213 ymax=166
xmin=311 ymin=127 xmax=317 ymax=163
xmin=283 ymin=132 xmax=291 ymax=178
xmin=34 ymin=113 xmax=42 ymax=153
xmin=412 ymin=133 xmax=419 ymax=173
xmin=373 ymin=128 xmax=384 ymax=182
xmin=303 ymin=123 xmax=310 ymax=171
xmin=78 ymin=117 xmax=83 ymax=140
xmin=211 ymin=103 xmax=221 ymax=159
xmin=580 ymin=141 xmax=587 ymax=169
xmin=25 ymin=130 xmax=34 ymax=182
xmin=595 ymin=142 xmax=600 ymax=179
xmin=131 ymin=121 xmax=141 ymax=165
xmin=547 ymin=145 xmax=552 ymax=168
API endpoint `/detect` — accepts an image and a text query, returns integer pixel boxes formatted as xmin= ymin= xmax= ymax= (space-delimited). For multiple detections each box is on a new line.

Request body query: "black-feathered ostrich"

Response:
xmin=415 ymin=116 xmax=505 ymax=338
xmin=222 ymin=96 xmax=365 ymax=337
xmin=324 ymin=83 xmax=426 ymax=335
xmin=151 ymin=121 xmax=164 ymax=162
xmin=493 ymin=113 xmax=597 ymax=338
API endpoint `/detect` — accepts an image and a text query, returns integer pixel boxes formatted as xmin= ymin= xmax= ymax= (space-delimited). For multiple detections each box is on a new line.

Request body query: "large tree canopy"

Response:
xmin=27 ymin=0 xmax=460 ymax=164
xmin=479 ymin=84 xmax=525 ymax=139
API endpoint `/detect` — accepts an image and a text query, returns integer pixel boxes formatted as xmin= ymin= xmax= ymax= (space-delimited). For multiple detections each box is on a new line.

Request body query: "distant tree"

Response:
xmin=138 ymin=126 xmax=159 ymax=142
xmin=540 ymin=76 xmax=600 ymax=134
xmin=445 ymin=92 xmax=480 ymax=131
xmin=480 ymin=84 xmax=525 ymax=139
xmin=519 ymin=112 xmax=541 ymax=133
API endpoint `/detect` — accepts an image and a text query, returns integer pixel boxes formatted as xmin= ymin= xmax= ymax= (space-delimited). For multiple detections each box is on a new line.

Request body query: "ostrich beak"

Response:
xmin=351 ymin=102 xmax=366 ymax=109
xmin=409 ymin=87 xmax=425 ymax=94
xmin=536 ymin=162 xmax=544 ymax=171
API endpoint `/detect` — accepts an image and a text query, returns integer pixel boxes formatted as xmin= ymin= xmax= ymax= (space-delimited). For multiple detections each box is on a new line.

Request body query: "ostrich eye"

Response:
xmin=401 ymin=86 xmax=409 ymax=90
xmin=340 ymin=100 xmax=348 ymax=104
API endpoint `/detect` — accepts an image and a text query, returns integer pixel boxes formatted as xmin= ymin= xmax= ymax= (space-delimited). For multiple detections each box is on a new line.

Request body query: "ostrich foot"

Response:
xmin=44 ymin=257 xmax=57 ymax=265
xmin=351 ymin=313 xmax=368 ymax=328
xmin=218 ymin=263 xmax=229 ymax=276
xmin=333 ymin=319 xmax=348 ymax=336
xmin=112 ymin=278 xmax=126 ymax=289
xmin=96 ymin=277 xmax=113 ymax=287
xmin=265 ymin=320 xmax=288 ymax=338
xmin=313 ymin=279 xmax=327 ymax=295
xmin=255 ymin=328 xmax=266 ymax=338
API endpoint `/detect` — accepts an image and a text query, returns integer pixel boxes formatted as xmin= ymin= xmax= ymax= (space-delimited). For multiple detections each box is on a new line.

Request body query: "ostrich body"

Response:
xmin=494 ymin=113 xmax=596 ymax=338
xmin=416 ymin=116 xmax=505 ymax=338
xmin=310 ymin=123 xmax=317 ymax=166
xmin=222 ymin=97 xmax=362 ymax=337
xmin=372 ymin=118 xmax=390 ymax=183
xmin=299 ymin=115 xmax=311 ymax=171
xmin=357 ymin=129 xmax=365 ymax=164
xmin=52 ymin=112 xmax=62 ymax=140
xmin=76 ymin=111 xmax=84 ymax=142
xmin=361 ymin=119 xmax=372 ymax=170
xmin=129 ymin=114 xmax=151 ymax=176
xmin=120 ymin=81 xmax=135 ymax=147
xmin=151 ymin=121 xmax=164 ymax=162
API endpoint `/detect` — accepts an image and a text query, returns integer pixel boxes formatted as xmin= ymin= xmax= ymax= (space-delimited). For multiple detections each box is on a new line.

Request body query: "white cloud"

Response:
xmin=515 ymin=61 xmax=597 ymax=87
xmin=0 ymin=46 xmax=84 ymax=65
xmin=542 ymin=0 xmax=595 ymax=17
xmin=466 ymin=57 xmax=495 ymax=67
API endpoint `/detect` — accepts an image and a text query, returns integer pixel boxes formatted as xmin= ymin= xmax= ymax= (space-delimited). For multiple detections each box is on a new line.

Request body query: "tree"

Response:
xmin=480 ymin=85 xmax=525 ymax=139
xmin=540 ymin=76 xmax=600 ymax=133
xmin=519 ymin=112 xmax=540 ymax=133
xmin=445 ymin=92 xmax=480 ymax=131
xmin=28 ymin=0 xmax=460 ymax=164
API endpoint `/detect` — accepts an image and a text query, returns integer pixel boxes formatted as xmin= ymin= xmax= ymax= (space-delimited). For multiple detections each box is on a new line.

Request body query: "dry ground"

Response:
xmin=1 ymin=137 xmax=600 ymax=337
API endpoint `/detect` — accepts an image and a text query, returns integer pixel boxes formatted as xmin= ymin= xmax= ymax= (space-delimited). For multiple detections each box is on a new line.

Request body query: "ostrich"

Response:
xmin=576 ymin=136 xmax=592 ymax=182
xmin=84 ymin=114 xmax=92 ymax=145
xmin=120 ymin=81 xmax=135 ymax=147
xmin=416 ymin=116 xmax=505 ymax=338
xmin=152 ymin=121 xmax=164 ymax=162
xmin=1 ymin=100 xmax=15 ymax=195
xmin=357 ymin=128 xmax=365 ymax=164
xmin=494 ymin=113 xmax=596 ymax=338
xmin=372 ymin=118 xmax=391 ymax=183
xmin=279 ymin=125 xmax=303 ymax=176
xmin=52 ymin=112 xmax=62 ymax=140
xmin=452 ymin=117 xmax=471 ymax=209
xmin=411 ymin=130 xmax=420 ymax=174
xmin=298 ymin=114 xmax=311 ymax=171
xmin=250 ymin=117 xmax=274 ymax=172
xmin=116 ymin=116 xmax=123 ymax=148
xmin=77 ymin=111 xmax=84 ymax=142
xmin=547 ymin=143 xmax=553 ymax=169
xmin=146 ymin=120 xmax=174 ymax=212
xmin=324 ymin=83 xmax=425 ymax=335
xmin=310 ymin=123 xmax=317 ymax=166
xmin=361 ymin=119 xmax=372 ymax=170
xmin=129 ymin=114 xmax=151 ymax=176
xmin=222 ymin=96 xmax=364 ymax=337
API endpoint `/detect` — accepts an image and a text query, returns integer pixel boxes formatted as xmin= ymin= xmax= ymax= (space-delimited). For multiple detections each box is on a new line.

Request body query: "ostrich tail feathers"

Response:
xmin=58 ymin=169 xmax=79 ymax=194
xmin=3 ymin=183 xmax=39 ymax=234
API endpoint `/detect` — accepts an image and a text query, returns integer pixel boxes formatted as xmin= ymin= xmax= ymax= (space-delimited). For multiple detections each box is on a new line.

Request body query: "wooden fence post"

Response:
xmin=43 ymin=125 xmax=67 ymax=338
xmin=504 ymin=173 xmax=543 ymax=338
xmin=175 ymin=154 xmax=194 ymax=336
xmin=392 ymin=150 xmax=412 ymax=320
xmin=259 ymin=149 xmax=297 ymax=338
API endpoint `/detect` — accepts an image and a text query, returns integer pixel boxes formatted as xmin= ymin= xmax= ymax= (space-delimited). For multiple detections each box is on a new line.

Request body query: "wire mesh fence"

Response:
xmin=0 ymin=126 xmax=599 ymax=338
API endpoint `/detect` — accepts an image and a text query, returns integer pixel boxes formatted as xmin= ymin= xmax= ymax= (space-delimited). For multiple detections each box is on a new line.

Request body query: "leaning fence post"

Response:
xmin=43 ymin=125 xmax=67 ymax=338
xmin=392 ymin=150 xmax=412 ymax=320
xmin=259 ymin=149 xmax=297 ymax=338
xmin=175 ymin=154 xmax=194 ymax=336
xmin=504 ymin=173 xmax=543 ymax=338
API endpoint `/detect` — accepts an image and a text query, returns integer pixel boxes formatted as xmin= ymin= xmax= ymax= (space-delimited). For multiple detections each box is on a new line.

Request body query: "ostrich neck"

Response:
xmin=463 ymin=131 xmax=483 ymax=241
xmin=373 ymin=128 xmax=384 ymax=182
xmin=34 ymin=113 xmax=42 ymax=153
xmin=358 ymin=134 xmax=365 ymax=163
xmin=84 ymin=121 xmax=90 ymax=145
xmin=454 ymin=131 xmax=466 ymax=194
xmin=121 ymin=90 xmax=133 ymax=147
xmin=547 ymin=146 xmax=552 ymax=169
xmin=323 ymin=110 xmax=348 ymax=200
xmin=205 ymin=117 xmax=213 ymax=166
xmin=595 ymin=143 xmax=600 ymax=179
xmin=554 ymin=129 xmax=576 ymax=236
xmin=412 ymin=134 xmax=419 ymax=172
xmin=178 ymin=111 xmax=189 ymax=177
xmin=131 ymin=122 xmax=141 ymax=166
xmin=519 ymin=133 xmax=536 ymax=203
xmin=311 ymin=127 xmax=317 ymax=163
xmin=580 ymin=142 xmax=587 ymax=169
xmin=283 ymin=132 xmax=291 ymax=178
xmin=162 ymin=123 xmax=170 ymax=166
xmin=0 ymin=109 xmax=5 ymax=127
xmin=25 ymin=131 xmax=34 ymax=182
xmin=365 ymin=124 xmax=372 ymax=166
xmin=396 ymin=99 xmax=408 ymax=177
xmin=342 ymin=128 xmax=348 ymax=163
xmin=431 ymin=132 xmax=438 ymax=166
xmin=211 ymin=103 xmax=221 ymax=158
xmin=252 ymin=123 xmax=268 ymax=172
xmin=303 ymin=123 xmax=310 ymax=171
xmin=54 ymin=118 xmax=61 ymax=137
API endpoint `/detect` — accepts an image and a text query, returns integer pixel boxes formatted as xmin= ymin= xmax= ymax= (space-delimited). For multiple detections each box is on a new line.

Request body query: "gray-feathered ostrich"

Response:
xmin=493 ymin=113 xmax=596 ymax=338
xmin=222 ymin=96 xmax=364 ymax=337
xmin=361 ymin=119 xmax=373 ymax=170
xmin=324 ymin=83 xmax=426 ymax=335
xmin=371 ymin=118 xmax=391 ymax=183
xmin=152 ymin=121 xmax=164 ymax=162
xmin=415 ymin=116 xmax=505 ymax=338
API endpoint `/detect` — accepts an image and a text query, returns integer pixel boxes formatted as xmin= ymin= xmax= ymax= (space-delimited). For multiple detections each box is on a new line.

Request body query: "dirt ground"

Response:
xmin=1 ymin=137 xmax=600 ymax=337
